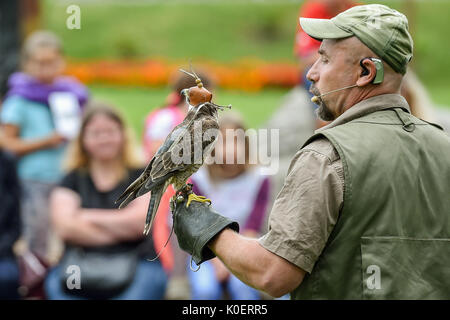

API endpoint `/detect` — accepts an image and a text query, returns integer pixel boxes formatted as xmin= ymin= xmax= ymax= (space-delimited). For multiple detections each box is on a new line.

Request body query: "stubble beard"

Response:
xmin=310 ymin=86 xmax=335 ymax=121
xmin=316 ymin=99 xmax=335 ymax=121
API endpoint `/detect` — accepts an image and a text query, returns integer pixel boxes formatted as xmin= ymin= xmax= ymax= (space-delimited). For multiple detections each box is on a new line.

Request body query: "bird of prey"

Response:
xmin=116 ymin=68 xmax=231 ymax=236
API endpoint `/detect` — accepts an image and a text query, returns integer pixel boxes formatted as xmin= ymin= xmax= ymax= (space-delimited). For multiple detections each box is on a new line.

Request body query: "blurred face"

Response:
xmin=210 ymin=126 xmax=247 ymax=180
xmin=24 ymin=47 xmax=64 ymax=84
xmin=82 ymin=113 xmax=125 ymax=163
xmin=306 ymin=38 xmax=358 ymax=120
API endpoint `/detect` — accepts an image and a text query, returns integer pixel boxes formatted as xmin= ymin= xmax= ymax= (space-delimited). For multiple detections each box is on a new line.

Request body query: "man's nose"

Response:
xmin=306 ymin=60 xmax=319 ymax=83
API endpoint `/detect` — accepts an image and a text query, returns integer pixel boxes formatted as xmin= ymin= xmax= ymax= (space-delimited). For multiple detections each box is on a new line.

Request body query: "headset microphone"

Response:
xmin=311 ymin=84 xmax=358 ymax=103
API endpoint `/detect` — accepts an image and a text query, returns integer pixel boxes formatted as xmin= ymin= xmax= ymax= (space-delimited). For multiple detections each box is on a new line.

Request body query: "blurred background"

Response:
xmin=0 ymin=0 xmax=449 ymax=300
xmin=3 ymin=0 xmax=449 ymax=135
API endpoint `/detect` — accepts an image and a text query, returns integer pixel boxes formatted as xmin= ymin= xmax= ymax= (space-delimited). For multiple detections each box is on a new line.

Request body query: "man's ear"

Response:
xmin=356 ymin=58 xmax=377 ymax=87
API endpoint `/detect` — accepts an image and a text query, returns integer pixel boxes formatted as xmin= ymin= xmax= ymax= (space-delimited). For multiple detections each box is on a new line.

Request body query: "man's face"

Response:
xmin=306 ymin=38 xmax=358 ymax=121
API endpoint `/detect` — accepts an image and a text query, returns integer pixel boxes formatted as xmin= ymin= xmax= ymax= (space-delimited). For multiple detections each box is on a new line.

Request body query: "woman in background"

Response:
xmin=45 ymin=103 xmax=167 ymax=300
xmin=188 ymin=112 xmax=271 ymax=300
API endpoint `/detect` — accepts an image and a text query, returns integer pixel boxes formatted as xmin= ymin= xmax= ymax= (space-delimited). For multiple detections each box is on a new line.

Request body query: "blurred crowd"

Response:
xmin=0 ymin=0 xmax=448 ymax=300
xmin=0 ymin=28 xmax=273 ymax=300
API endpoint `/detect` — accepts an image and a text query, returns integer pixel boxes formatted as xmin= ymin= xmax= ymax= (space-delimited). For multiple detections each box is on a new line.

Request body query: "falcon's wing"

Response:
xmin=116 ymin=105 xmax=219 ymax=208
xmin=149 ymin=114 xmax=219 ymax=182
xmin=115 ymin=114 xmax=194 ymax=208
xmin=141 ymin=115 xmax=219 ymax=236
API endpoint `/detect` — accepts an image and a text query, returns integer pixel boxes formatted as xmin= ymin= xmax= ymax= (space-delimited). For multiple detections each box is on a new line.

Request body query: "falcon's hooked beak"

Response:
xmin=181 ymin=88 xmax=195 ymax=111
xmin=180 ymin=89 xmax=189 ymax=103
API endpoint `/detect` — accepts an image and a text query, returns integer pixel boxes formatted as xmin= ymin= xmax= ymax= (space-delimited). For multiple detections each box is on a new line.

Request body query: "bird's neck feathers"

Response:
xmin=185 ymin=103 xmax=218 ymax=121
xmin=196 ymin=103 xmax=218 ymax=118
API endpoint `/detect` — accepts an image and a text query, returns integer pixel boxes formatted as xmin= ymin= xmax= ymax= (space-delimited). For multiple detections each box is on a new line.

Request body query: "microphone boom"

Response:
xmin=311 ymin=84 xmax=358 ymax=103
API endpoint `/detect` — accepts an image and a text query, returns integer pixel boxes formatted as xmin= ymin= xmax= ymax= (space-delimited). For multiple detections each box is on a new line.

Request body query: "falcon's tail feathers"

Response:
xmin=116 ymin=174 xmax=150 ymax=209
xmin=116 ymin=192 xmax=135 ymax=210
xmin=115 ymin=179 xmax=141 ymax=208
xmin=143 ymin=183 xmax=166 ymax=236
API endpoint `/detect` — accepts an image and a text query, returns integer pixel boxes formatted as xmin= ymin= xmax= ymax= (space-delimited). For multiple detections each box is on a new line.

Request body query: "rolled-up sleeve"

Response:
xmin=258 ymin=138 xmax=344 ymax=273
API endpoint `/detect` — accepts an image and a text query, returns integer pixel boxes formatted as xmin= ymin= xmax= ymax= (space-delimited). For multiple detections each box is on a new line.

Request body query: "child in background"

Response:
xmin=188 ymin=112 xmax=271 ymax=300
xmin=0 ymin=31 xmax=88 ymax=260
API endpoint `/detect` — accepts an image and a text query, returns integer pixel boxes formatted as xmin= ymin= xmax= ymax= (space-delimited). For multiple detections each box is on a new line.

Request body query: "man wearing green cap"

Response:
xmin=171 ymin=4 xmax=450 ymax=299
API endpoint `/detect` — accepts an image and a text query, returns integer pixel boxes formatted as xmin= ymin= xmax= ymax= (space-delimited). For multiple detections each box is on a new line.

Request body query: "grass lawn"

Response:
xmin=43 ymin=0 xmax=299 ymax=62
xmin=89 ymin=85 xmax=289 ymax=141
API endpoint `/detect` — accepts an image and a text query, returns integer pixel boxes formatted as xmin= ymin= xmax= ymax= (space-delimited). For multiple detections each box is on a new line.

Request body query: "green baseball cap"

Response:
xmin=299 ymin=4 xmax=413 ymax=74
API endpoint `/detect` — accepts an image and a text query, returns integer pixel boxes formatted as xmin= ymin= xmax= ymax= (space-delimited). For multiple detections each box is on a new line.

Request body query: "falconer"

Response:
xmin=171 ymin=4 xmax=450 ymax=299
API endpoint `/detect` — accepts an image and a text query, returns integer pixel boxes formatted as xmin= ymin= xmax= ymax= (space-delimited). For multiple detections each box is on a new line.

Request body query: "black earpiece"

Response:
xmin=360 ymin=58 xmax=370 ymax=76
xmin=359 ymin=57 xmax=384 ymax=84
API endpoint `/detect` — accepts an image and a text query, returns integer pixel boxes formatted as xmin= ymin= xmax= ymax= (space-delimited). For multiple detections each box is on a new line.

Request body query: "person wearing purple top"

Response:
xmin=5 ymin=71 xmax=88 ymax=107
xmin=0 ymin=30 xmax=89 ymax=260
xmin=187 ymin=112 xmax=271 ymax=300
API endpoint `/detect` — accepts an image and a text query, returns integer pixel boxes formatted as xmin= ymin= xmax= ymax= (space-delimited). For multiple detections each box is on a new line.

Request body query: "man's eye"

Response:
xmin=321 ymin=57 xmax=328 ymax=63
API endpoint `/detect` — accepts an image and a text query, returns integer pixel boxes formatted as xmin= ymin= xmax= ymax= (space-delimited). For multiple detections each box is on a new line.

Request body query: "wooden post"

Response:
xmin=20 ymin=0 xmax=41 ymax=38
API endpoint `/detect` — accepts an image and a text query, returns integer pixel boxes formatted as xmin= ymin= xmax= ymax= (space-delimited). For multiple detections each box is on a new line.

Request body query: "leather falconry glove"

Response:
xmin=170 ymin=184 xmax=239 ymax=266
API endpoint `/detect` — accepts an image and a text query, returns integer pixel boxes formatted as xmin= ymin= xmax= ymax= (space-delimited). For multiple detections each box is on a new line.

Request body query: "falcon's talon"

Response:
xmin=186 ymin=193 xmax=212 ymax=208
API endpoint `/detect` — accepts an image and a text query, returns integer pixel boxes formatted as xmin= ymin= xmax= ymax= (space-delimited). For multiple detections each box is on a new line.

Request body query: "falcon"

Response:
xmin=116 ymin=68 xmax=231 ymax=235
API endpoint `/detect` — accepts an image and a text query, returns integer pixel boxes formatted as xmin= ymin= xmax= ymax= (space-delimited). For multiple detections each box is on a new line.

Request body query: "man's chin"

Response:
xmin=316 ymin=104 xmax=335 ymax=122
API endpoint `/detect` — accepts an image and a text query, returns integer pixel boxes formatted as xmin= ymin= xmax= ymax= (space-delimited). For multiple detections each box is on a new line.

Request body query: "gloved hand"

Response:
xmin=170 ymin=184 xmax=239 ymax=265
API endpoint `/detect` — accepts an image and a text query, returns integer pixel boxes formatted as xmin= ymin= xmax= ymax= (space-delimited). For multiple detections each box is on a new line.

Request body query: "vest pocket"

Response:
xmin=360 ymin=236 xmax=450 ymax=300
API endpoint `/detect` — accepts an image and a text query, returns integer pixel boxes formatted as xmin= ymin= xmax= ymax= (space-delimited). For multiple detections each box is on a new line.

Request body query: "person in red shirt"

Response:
xmin=295 ymin=0 xmax=359 ymax=66
xmin=294 ymin=0 xmax=360 ymax=128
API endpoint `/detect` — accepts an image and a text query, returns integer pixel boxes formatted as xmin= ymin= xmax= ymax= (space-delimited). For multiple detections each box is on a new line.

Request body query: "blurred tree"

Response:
xmin=20 ymin=0 xmax=41 ymax=37
xmin=402 ymin=0 xmax=416 ymax=68
xmin=0 ymin=0 xmax=20 ymax=98
xmin=0 ymin=0 xmax=41 ymax=99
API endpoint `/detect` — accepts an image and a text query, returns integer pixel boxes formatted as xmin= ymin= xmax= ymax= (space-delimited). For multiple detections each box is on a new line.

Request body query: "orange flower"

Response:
xmin=64 ymin=58 xmax=301 ymax=90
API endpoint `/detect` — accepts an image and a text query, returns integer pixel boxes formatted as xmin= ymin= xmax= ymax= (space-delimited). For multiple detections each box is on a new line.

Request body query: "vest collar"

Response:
xmin=316 ymin=94 xmax=411 ymax=133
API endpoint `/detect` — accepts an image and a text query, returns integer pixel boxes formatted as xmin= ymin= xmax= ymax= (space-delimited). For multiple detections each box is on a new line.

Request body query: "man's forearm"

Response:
xmin=208 ymin=228 xmax=273 ymax=293
xmin=171 ymin=189 xmax=305 ymax=297
xmin=208 ymin=228 xmax=306 ymax=297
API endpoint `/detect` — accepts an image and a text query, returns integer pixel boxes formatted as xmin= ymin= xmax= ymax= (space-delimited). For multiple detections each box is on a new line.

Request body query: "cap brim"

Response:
xmin=299 ymin=17 xmax=353 ymax=41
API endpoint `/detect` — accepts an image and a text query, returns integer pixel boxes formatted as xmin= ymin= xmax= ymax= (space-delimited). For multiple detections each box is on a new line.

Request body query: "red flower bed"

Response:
xmin=65 ymin=59 xmax=301 ymax=91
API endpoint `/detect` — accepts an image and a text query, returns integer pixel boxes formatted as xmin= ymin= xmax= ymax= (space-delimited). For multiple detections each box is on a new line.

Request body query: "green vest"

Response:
xmin=292 ymin=107 xmax=450 ymax=299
